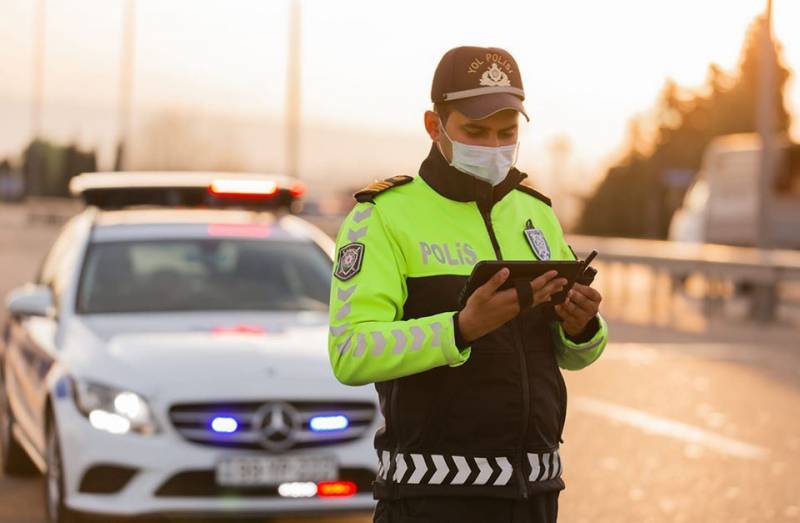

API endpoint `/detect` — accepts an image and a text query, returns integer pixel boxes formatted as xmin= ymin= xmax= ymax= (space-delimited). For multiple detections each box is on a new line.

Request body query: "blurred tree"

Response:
xmin=22 ymin=139 xmax=96 ymax=197
xmin=578 ymin=15 xmax=792 ymax=238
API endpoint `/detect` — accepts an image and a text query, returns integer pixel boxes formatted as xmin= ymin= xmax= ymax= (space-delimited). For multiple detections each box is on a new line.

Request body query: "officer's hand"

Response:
xmin=458 ymin=269 xmax=567 ymax=344
xmin=554 ymin=283 xmax=602 ymax=338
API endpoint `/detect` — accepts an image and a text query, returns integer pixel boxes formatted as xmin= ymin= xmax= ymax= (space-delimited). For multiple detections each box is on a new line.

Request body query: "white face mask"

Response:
xmin=438 ymin=118 xmax=519 ymax=186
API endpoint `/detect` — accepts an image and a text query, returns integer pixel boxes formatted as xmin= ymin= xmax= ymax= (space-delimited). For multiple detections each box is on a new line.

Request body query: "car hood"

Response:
xmin=60 ymin=311 xmax=368 ymax=401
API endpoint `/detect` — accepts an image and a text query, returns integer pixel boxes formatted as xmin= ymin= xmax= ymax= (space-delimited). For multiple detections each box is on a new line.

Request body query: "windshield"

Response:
xmin=77 ymin=238 xmax=332 ymax=314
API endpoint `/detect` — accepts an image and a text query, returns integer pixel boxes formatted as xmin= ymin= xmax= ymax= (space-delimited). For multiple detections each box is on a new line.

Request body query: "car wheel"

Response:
xmin=44 ymin=410 xmax=80 ymax=523
xmin=0 ymin=374 xmax=35 ymax=475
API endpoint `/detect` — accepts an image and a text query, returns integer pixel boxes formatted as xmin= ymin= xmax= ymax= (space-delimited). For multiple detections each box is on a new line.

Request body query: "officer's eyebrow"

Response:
xmin=461 ymin=123 xmax=518 ymax=133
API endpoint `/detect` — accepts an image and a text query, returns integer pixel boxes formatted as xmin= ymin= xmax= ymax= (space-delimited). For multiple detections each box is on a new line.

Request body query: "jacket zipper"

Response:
xmin=479 ymin=206 xmax=530 ymax=499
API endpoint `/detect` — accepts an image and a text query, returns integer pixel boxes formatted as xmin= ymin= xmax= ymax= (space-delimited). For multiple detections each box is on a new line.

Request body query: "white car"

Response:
xmin=0 ymin=173 xmax=379 ymax=522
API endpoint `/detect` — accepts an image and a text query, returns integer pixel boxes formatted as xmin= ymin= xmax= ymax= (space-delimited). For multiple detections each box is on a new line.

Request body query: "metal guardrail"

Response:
xmin=567 ymin=235 xmax=800 ymax=323
xmin=567 ymin=235 xmax=800 ymax=282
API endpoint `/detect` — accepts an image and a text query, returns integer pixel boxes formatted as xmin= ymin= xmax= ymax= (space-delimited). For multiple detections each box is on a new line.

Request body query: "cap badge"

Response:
xmin=480 ymin=63 xmax=511 ymax=87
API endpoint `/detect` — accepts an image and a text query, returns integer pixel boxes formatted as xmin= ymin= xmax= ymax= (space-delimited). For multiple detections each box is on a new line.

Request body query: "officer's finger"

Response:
xmin=534 ymin=278 xmax=566 ymax=303
xmin=572 ymin=283 xmax=602 ymax=303
xmin=569 ymin=288 xmax=600 ymax=315
xmin=476 ymin=268 xmax=510 ymax=300
xmin=561 ymin=298 xmax=585 ymax=318
xmin=530 ymin=271 xmax=559 ymax=291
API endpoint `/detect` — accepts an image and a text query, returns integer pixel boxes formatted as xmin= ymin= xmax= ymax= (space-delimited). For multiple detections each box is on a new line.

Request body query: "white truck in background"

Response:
xmin=669 ymin=133 xmax=800 ymax=249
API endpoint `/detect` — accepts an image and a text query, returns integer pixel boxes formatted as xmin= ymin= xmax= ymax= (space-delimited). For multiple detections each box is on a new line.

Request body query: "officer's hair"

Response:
xmin=433 ymin=102 xmax=452 ymax=124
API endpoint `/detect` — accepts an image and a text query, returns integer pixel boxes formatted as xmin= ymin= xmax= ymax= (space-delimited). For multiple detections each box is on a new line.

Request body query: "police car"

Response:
xmin=0 ymin=172 xmax=379 ymax=522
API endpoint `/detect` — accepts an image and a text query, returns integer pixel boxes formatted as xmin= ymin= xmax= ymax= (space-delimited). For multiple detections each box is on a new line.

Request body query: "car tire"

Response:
xmin=0 ymin=374 xmax=36 ymax=476
xmin=44 ymin=410 xmax=81 ymax=523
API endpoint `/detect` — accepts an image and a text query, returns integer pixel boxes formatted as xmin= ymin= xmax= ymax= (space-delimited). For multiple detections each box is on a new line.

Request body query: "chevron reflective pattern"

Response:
xmin=527 ymin=449 xmax=563 ymax=482
xmin=376 ymin=450 xmax=561 ymax=487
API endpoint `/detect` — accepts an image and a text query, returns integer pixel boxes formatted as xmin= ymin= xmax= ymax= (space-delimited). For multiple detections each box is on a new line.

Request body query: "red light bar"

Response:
xmin=212 ymin=324 xmax=267 ymax=336
xmin=209 ymin=179 xmax=278 ymax=197
xmin=207 ymin=224 xmax=271 ymax=238
xmin=289 ymin=181 xmax=306 ymax=198
xmin=316 ymin=481 xmax=357 ymax=498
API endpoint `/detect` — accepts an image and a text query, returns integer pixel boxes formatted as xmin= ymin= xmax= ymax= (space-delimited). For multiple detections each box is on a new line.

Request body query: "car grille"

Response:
xmin=168 ymin=400 xmax=376 ymax=451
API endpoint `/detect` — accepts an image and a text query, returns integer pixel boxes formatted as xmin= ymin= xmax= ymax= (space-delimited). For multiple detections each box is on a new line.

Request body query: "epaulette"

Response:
xmin=514 ymin=182 xmax=552 ymax=207
xmin=354 ymin=175 xmax=413 ymax=203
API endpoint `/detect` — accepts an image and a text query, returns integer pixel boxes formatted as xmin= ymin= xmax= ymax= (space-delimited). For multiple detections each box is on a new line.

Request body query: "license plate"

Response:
xmin=215 ymin=455 xmax=338 ymax=487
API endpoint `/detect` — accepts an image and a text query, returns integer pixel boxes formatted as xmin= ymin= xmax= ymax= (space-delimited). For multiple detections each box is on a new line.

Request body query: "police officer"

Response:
xmin=328 ymin=46 xmax=608 ymax=523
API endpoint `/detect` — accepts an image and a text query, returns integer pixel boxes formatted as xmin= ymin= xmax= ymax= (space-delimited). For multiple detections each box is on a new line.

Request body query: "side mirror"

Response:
xmin=6 ymin=284 xmax=54 ymax=318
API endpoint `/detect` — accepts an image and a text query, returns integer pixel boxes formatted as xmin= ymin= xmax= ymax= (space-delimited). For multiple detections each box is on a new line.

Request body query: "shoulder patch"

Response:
xmin=354 ymin=175 xmax=413 ymax=203
xmin=514 ymin=183 xmax=552 ymax=207
xmin=334 ymin=242 xmax=365 ymax=281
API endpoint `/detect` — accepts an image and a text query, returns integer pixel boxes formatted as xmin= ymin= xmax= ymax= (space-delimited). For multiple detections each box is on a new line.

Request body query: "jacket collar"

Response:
xmin=418 ymin=143 xmax=527 ymax=211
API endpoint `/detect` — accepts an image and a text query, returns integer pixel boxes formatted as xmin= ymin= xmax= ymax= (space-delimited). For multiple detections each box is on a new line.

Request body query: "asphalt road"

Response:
xmin=1 ymin=206 xmax=798 ymax=523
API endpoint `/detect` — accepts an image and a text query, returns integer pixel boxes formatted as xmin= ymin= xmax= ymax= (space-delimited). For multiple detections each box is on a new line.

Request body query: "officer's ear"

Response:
xmin=424 ymin=110 xmax=442 ymax=141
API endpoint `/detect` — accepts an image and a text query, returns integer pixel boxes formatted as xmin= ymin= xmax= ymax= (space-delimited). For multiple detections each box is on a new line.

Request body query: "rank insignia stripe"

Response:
xmin=354 ymin=175 xmax=413 ymax=203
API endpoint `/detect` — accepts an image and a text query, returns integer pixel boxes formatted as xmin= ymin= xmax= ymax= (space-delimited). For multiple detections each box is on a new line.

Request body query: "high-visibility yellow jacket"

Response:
xmin=328 ymin=145 xmax=608 ymax=499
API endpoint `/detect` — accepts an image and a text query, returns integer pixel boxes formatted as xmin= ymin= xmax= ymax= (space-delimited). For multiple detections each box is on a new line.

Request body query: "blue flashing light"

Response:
xmin=309 ymin=415 xmax=349 ymax=432
xmin=210 ymin=416 xmax=239 ymax=434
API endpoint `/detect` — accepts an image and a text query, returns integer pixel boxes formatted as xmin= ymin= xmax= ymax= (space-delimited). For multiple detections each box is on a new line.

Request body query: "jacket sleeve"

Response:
xmin=328 ymin=202 xmax=470 ymax=386
xmin=548 ymin=213 xmax=609 ymax=371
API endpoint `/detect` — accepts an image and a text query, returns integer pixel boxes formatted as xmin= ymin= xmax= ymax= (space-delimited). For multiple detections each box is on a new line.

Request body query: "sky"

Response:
xmin=1 ymin=0 xmax=799 ymax=199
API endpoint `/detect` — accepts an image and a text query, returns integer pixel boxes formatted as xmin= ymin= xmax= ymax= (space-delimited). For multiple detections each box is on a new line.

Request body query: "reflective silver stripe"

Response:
xmin=392 ymin=329 xmax=407 ymax=354
xmin=380 ymin=451 xmax=560 ymax=486
xmin=330 ymin=324 xmax=349 ymax=337
xmin=541 ymin=451 xmax=550 ymax=480
xmin=335 ymin=302 xmax=351 ymax=321
xmin=381 ymin=451 xmax=391 ymax=480
xmin=337 ymin=284 xmax=357 ymax=302
xmin=429 ymin=454 xmax=448 ymax=485
xmin=550 ymin=450 xmax=561 ymax=479
xmin=352 ymin=333 xmax=367 ymax=357
xmin=557 ymin=450 xmax=563 ymax=478
xmin=528 ymin=452 xmax=541 ymax=481
xmin=371 ymin=332 xmax=386 ymax=355
xmin=393 ymin=453 xmax=408 ymax=482
xmin=377 ymin=455 xmax=385 ymax=479
xmin=407 ymin=454 xmax=427 ymax=484
xmin=473 ymin=457 xmax=492 ymax=485
xmin=442 ymin=85 xmax=525 ymax=102
xmin=353 ymin=207 xmax=373 ymax=223
xmin=430 ymin=322 xmax=442 ymax=347
xmin=409 ymin=326 xmax=425 ymax=351
xmin=494 ymin=457 xmax=513 ymax=486
xmin=347 ymin=226 xmax=367 ymax=242
xmin=337 ymin=334 xmax=352 ymax=356
xmin=451 ymin=456 xmax=470 ymax=485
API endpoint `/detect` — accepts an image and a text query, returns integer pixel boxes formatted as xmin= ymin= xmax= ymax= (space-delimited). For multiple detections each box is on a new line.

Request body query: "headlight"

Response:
xmin=73 ymin=380 xmax=158 ymax=436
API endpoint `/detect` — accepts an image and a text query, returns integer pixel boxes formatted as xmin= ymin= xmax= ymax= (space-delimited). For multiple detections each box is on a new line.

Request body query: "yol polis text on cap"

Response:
xmin=431 ymin=46 xmax=529 ymax=121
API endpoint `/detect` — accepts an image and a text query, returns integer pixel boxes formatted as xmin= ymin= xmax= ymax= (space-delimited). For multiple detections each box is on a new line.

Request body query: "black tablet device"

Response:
xmin=458 ymin=260 xmax=584 ymax=309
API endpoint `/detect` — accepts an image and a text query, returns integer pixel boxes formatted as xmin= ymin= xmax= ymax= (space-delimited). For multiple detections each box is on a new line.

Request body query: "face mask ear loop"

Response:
xmin=436 ymin=116 xmax=452 ymax=163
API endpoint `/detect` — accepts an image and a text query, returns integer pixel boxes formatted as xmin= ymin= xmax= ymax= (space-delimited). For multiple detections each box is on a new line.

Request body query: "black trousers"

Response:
xmin=373 ymin=492 xmax=559 ymax=523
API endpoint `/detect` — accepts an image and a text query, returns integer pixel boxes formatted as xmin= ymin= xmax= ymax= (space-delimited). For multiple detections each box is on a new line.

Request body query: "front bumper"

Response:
xmin=52 ymin=396 xmax=378 ymax=517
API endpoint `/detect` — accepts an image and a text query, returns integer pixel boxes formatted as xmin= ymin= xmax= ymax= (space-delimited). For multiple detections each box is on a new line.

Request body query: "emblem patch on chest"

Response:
xmin=523 ymin=219 xmax=551 ymax=261
xmin=335 ymin=242 xmax=365 ymax=281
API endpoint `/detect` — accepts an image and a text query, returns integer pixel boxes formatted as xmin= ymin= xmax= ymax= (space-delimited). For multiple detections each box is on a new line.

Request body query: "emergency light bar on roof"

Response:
xmin=69 ymin=171 xmax=305 ymax=211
